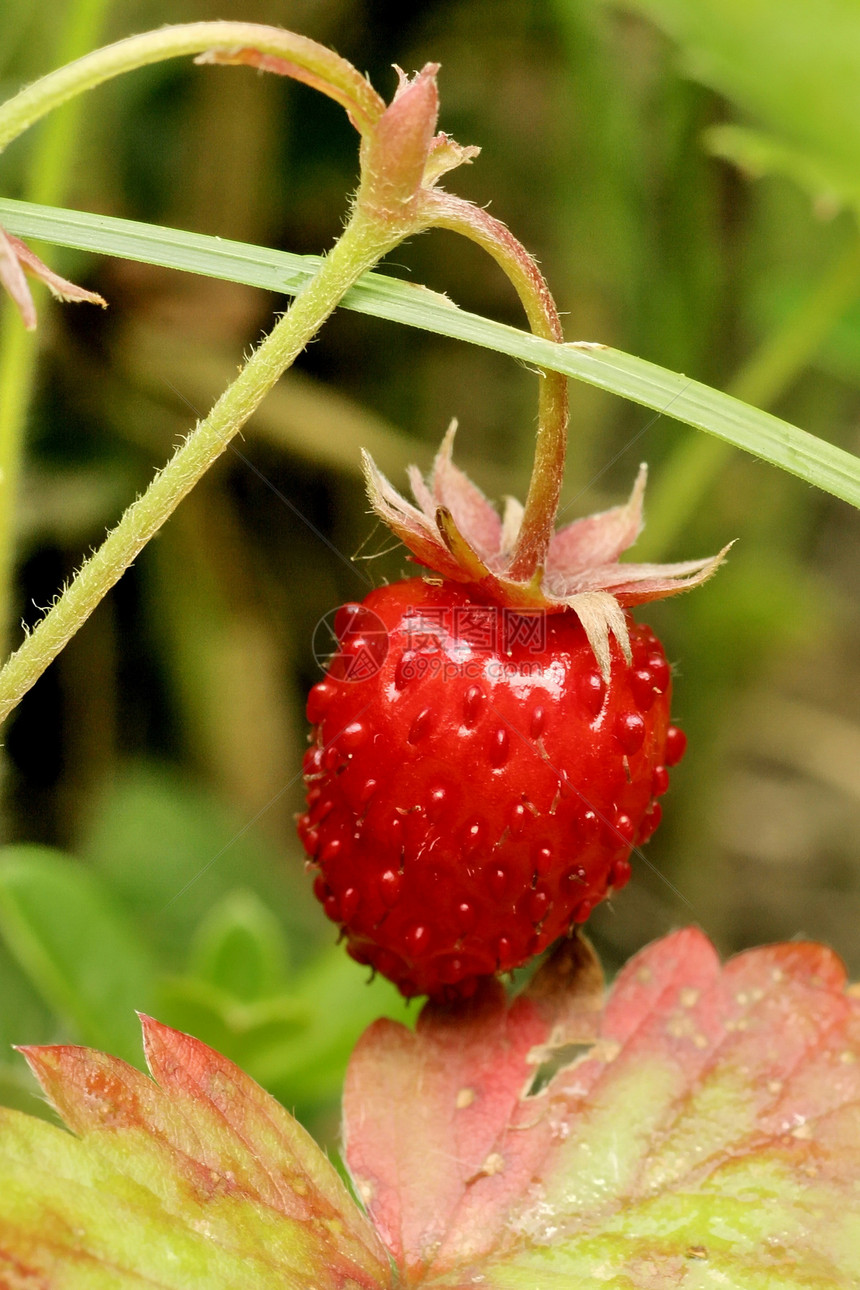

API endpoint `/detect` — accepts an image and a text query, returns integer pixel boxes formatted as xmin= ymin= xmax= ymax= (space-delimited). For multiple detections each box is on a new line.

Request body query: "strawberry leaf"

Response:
xmin=343 ymin=927 xmax=860 ymax=1287
xmin=0 ymin=1016 xmax=389 ymax=1289
xmin=2 ymin=931 xmax=858 ymax=1287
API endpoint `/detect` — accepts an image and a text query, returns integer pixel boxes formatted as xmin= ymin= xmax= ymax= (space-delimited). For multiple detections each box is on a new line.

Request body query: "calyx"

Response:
xmin=364 ymin=423 xmax=729 ymax=677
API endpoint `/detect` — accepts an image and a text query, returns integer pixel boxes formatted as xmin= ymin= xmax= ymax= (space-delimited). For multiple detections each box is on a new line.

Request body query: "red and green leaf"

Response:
xmin=1 ymin=930 xmax=859 ymax=1288
xmin=0 ymin=1015 xmax=388 ymax=1289
xmin=344 ymin=928 xmax=860 ymax=1287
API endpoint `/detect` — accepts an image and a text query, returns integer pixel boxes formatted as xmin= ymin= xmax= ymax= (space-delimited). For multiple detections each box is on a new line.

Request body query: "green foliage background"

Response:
xmin=0 ymin=0 xmax=858 ymax=1147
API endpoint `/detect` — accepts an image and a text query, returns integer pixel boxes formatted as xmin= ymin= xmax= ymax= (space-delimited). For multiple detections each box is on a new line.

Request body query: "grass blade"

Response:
xmin=1 ymin=197 xmax=858 ymax=509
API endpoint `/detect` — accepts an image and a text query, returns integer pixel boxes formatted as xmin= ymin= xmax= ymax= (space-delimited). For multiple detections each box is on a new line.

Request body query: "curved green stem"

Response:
xmin=0 ymin=21 xmax=384 ymax=155
xmin=639 ymin=236 xmax=860 ymax=559
xmin=0 ymin=207 xmax=401 ymax=725
xmin=423 ymin=190 xmax=568 ymax=582
xmin=0 ymin=24 xmax=570 ymax=721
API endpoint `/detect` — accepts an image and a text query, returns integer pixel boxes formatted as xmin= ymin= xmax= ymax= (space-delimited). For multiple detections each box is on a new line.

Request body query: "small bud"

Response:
xmin=0 ymin=226 xmax=36 ymax=329
xmin=0 ymin=225 xmax=106 ymax=330
xmin=359 ymin=64 xmax=440 ymax=219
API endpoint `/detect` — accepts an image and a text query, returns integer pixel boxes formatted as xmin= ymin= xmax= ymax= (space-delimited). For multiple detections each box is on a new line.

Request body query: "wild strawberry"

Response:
xmin=298 ymin=427 xmax=728 ymax=999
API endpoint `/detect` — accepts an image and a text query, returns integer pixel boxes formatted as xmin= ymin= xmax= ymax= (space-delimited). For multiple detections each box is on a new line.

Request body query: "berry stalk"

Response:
xmin=423 ymin=191 xmax=568 ymax=584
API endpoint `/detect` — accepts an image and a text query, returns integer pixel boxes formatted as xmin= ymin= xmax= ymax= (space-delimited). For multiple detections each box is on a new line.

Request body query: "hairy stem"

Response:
xmin=423 ymin=190 xmax=567 ymax=582
xmin=0 ymin=208 xmax=401 ymax=725
xmin=0 ymin=21 xmax=384 ymax=155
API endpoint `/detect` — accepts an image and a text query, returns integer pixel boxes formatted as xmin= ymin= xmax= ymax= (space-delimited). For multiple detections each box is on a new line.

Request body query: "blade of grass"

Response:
xmin=639 ymin=236 xmax=860 ymax=557
xmin=0 ymin=0 xmax=113 ymax=648
xmin=1 ymin=197 xmax=857 ymax=510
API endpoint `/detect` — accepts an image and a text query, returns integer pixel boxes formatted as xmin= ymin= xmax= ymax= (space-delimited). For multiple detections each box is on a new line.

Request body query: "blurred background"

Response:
xmin=0 ymin=0 xmax=858 ymax=1146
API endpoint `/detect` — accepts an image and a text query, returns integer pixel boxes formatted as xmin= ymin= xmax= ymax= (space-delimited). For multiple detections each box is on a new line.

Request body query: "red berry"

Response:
xmin=300 ymin=578 xmax=675 ymax=999
xmin=300 ymin=427 xmax=726 ymax=999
